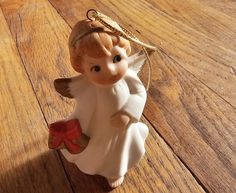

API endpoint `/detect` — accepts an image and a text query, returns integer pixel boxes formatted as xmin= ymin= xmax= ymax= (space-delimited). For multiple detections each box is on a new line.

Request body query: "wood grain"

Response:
xmin=145 ymin=49 xmax=236 ymax=193
xmin=146 ymin=0 xmax=236 ymax=51
xmin=1 ymin=0 xmax=236 ymax=192
xmin=49 ymin=0 xmax=236 ymax=108
xmin=47 ymin=0 xmax=236 ymax=192
xmin=0 ymin=8 xmax=73 ymax=193
xmin=0 ymin=0 xmax=208 ymax=192
xmin=198 ymin=0 xmax=236 ymax=18
xmin=0 ymin=0 xmax=76 ymax=121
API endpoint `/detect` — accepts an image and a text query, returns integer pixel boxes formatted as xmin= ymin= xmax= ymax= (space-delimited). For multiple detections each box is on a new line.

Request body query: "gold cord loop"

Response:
xmin=86 ymin=9 xmax=98 ymax=21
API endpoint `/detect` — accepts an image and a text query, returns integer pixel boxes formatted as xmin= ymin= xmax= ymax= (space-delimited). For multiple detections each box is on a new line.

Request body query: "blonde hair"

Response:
xmin=69 ymin=20 xmax=131 ymax=72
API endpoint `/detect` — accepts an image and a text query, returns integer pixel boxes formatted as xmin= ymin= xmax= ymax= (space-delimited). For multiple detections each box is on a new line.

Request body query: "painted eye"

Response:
xmin=113 ymin=55 xmax=122 ymax=63
xmin=90 ymin=65 xmax=101 ymax=72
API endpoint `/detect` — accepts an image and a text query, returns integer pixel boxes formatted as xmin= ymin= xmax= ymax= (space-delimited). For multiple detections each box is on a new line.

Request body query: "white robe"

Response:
xmin=61 ymin=69 xmax=148 ymax=178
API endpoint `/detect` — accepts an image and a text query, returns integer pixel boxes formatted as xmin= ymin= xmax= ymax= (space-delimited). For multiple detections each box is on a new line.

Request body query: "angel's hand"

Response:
xmin=110 ymin=111 xmax=130 ymax=129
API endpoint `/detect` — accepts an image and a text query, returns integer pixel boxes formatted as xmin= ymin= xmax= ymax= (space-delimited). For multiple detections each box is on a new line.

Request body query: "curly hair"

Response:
xmin=68 ymin=19 xmax=131 ymax=72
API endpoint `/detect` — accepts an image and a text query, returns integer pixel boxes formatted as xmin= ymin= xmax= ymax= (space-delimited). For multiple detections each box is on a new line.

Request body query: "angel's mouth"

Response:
xmin=109 ymin=74 xmax=121 ymax=82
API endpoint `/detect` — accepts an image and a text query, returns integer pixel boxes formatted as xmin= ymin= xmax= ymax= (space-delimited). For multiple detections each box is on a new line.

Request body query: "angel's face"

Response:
xmin=81 ymin=46 xmax=128 ymax=86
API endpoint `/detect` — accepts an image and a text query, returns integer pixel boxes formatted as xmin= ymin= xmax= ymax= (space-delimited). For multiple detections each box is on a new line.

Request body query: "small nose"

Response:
xmin=107 ymin=63 xmax=117 ymax=75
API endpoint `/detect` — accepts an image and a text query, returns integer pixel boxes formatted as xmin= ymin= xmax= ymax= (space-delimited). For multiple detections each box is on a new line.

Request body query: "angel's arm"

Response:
xmin=120 ymin=69 xmax=147 ymax=122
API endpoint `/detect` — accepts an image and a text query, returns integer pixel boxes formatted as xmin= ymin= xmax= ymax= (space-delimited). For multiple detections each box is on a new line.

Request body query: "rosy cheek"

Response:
xmin=91 ymin=73 xmax=106 ymax=84
xmin=119 ymin=62 xmax=128 ymax=75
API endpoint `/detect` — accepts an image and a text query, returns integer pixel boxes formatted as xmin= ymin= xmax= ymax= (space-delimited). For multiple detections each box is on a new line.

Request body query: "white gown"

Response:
xmin=61 ymin=69 xmax=148 ymax=179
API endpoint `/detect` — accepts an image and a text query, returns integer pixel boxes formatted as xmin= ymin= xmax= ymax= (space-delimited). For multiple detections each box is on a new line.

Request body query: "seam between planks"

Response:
xmin=48 ymin=0 xmax=74 ymax=28
xmin=143 ymin=114 xmax=209 ymax=193
xmin=143 ymin=1 xmax=236 ymax=110
xmin=45 ymin=2 xmax=80 ymax=192
xmin=56 ymin=153 xmax=76 ymax=193
xmin=157 ymin=47 xmax=236 ymax=111
xmin=143 ymin=0 xmax=236 ymax=58
xmin=0 ymin=5 xmax=75 ymax=193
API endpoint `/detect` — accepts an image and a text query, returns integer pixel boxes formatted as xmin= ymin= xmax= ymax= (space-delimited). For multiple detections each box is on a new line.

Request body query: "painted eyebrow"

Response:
xmin=111 ymin=51 xmax=123 ymax=56
xmin=112 ymin=49 xmax=120 ymax=54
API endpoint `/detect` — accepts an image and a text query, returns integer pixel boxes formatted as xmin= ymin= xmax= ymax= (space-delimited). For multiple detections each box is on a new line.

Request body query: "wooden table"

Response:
xmin=0 ymin=0 xmax=235 ymax=192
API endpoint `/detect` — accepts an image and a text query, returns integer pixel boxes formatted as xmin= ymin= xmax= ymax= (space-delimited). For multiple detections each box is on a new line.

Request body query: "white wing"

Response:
xmin=128 ymin=49 xmax=153 ymax=74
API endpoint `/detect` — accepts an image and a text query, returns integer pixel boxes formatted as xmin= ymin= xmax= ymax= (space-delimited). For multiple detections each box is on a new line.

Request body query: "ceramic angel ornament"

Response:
xmin=48 ymin=10 xmax=156 ymax=188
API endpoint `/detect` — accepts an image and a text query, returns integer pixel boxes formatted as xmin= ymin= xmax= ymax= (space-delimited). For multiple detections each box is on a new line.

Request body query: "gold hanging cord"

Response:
xmin=87 ymin=9 xmax=157 ymax=91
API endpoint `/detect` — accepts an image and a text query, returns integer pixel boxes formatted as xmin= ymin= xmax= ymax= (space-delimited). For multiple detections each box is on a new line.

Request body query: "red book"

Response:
xmin=48 ymin=119 xmax=83 ymax=154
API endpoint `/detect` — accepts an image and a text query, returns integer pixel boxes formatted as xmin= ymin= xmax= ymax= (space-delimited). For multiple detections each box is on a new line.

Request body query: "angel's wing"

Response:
xmin=128 ymin=48 xmax=154 ymax=74
xmin=54 ymin=75 xmax=88 ymax=99
xmin=54 ymin=78 xmax=74 ymax=98
xmin=54 ymin=76 xmax=83 ymax=98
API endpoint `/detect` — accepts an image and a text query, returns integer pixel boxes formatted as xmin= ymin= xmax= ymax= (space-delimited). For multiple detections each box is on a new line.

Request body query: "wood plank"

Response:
xmin=197 ymin=0 xmax=236 ymax=18
xmin=49 ymin=0 xmax=236 ymax=108
xmin=0 ymin=0 xmax=76 ymax=121
xmin=144 ymin=49 xmax=236 ymax=193
xmin=0 ymin=9 xmax=72 ymax=193
xmin=146 ymin=0 xmax=236 ymax=51
xmin=0 ymin=0 xmax=207 ymax=192
xmin=47 ymin=0 xmax=236 ymax=192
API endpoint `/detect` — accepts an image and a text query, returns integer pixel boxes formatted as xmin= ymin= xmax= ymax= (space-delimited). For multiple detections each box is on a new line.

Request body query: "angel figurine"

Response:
xmin=48 ymin=10 xmax=155 ymax=188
